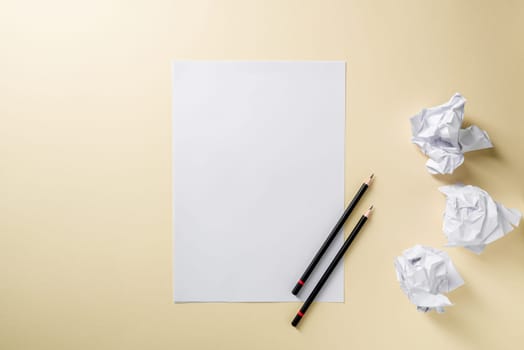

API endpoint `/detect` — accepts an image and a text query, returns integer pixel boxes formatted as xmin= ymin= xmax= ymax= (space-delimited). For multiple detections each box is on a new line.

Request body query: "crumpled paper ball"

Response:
xmin=440 ymin=184 xmax=522 ymax=254
xmin=394 ymin=245 xmax=464 ymax=313
xmin=410 ymin=93 xmax=493 ymax=174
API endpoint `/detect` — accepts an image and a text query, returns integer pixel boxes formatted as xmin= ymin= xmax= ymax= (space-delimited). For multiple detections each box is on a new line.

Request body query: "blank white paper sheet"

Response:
xmin=173 ymin=61 xmax=345 ymax=302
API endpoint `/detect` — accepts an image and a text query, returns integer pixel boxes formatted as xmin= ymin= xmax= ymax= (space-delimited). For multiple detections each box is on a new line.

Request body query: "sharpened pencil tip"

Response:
xmin=365 ymin=173 xmax=374 ymax=186
xmin=364 ymin=205 xmax=374 ymax=218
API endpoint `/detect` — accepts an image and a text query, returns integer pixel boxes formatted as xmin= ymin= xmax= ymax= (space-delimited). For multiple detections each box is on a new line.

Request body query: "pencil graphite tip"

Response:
xmin=364 ymin=205 xmax=374 ymax=218
xmin=365 ymin=173 xmax=374 ymax=186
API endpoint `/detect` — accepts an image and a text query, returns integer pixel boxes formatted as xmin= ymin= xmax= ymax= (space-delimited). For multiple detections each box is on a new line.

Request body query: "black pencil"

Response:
xmin=291 ymin=205 xmax=374 ymax=327
xmin=291 ymin=174 xmax=374 ymax=296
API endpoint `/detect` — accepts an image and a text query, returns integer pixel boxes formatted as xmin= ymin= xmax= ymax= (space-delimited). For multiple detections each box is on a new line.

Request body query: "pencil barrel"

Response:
xmin=291 ymin=215 xmax=369 ymax=327
xmin=291 ymin=282 xmax=302 ymax=295
xmin=291 ymin=313 xmax=302 ymax=327
xmin=292 ymin=182 xmax=368 ymax=294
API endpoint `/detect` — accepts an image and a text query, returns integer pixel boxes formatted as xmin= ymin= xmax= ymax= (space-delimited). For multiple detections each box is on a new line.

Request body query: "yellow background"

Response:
xmin=2 ymin=1 xmax=524 ymax=349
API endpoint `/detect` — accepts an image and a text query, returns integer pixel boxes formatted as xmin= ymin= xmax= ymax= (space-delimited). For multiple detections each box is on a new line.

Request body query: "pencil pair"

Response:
xmin=291 ymin=174 xmax=374 ymax=327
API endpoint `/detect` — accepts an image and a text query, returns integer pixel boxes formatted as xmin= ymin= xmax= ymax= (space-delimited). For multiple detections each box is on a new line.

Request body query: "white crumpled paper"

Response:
xmin=440 ymin=184 xmax=522 ymax=254
xmin=410 ymin=93 xmax=493 ymax=174
xmin=395 ymin=245 xmax=464 ymax=313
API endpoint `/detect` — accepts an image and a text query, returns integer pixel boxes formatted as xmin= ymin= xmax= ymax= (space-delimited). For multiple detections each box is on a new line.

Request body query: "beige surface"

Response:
xmin=2 ymin=1 xmax=524 ymax=349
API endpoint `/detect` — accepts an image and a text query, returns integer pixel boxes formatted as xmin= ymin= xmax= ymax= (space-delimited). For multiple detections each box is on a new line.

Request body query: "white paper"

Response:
xmin=410 ymin=93 xmax=493 ymax=174
xmin=439 ymin=184 xmax=522 ymax=253
xmin=395 ymin=245 xmax=464 ymax=313
xmin=172 ymin=61 xmax=346 ymax=302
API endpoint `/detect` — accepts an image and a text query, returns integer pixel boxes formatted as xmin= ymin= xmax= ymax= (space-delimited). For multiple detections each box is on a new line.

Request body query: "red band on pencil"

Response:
xmin=298 ymin=280 xmax=304 ymax=285
xmin=297 ymin=311 xmax=304 ymax=317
